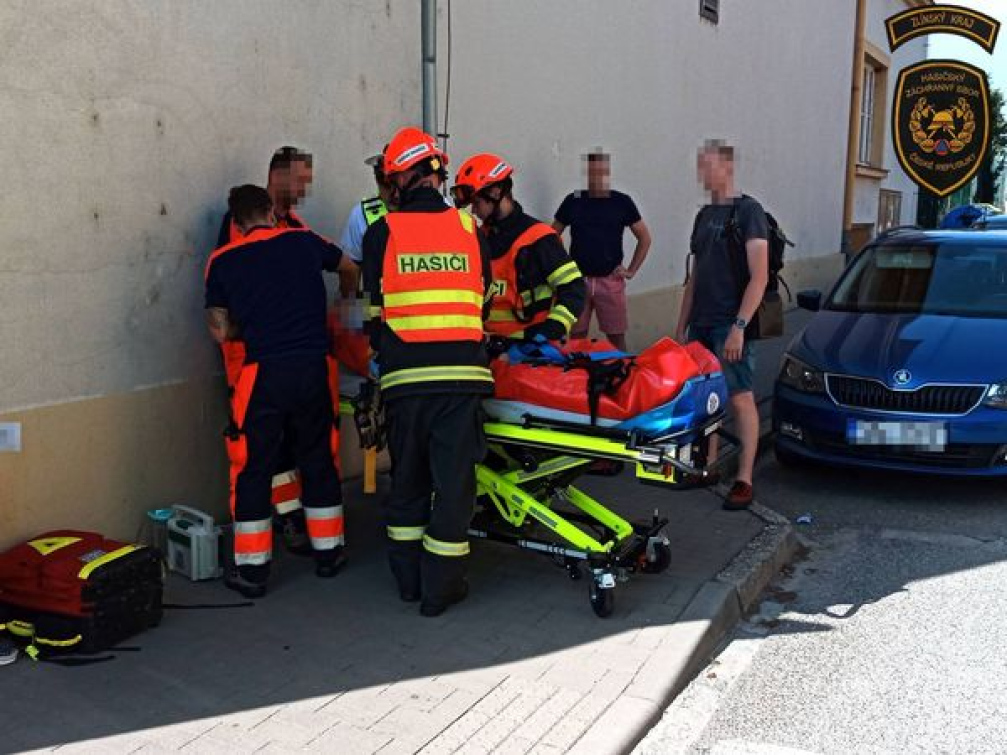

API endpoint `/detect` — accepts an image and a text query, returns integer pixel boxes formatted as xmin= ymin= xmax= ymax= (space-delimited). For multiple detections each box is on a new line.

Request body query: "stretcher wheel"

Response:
xmin=589 ymin=581 xmax=615 ymax=618
xmin=641 ymin=542 xmax=672 ymax=574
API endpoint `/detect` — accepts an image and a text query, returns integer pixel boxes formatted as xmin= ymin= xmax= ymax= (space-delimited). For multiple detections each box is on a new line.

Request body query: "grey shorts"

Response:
xmin=688 ymin=323 xmax=755 ymax=395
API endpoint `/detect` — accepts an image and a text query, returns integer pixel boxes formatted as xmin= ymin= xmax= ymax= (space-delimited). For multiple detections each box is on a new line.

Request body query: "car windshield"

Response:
xmin=828 ymin=242 xmax=1007 ymax=318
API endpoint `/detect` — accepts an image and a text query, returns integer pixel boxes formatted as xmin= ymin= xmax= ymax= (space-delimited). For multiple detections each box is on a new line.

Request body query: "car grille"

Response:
xmin=826 ymin=376 xmax=986 ymax=415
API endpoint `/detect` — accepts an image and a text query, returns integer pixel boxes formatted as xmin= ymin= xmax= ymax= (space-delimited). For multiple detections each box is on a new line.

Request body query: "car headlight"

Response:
xmin=984 ymin=382 xmax=1007 ymax=409
xmin=779 ymin=355 xmax=826 ymax=394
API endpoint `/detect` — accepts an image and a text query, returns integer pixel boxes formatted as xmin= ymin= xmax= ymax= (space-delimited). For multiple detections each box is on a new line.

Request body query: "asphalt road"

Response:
xmin=636 ymin=456 xmax=1007 ymax=755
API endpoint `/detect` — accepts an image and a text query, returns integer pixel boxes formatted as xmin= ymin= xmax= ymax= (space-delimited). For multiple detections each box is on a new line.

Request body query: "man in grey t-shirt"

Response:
xmin=676 ymin=140 xmax=768 ymax=510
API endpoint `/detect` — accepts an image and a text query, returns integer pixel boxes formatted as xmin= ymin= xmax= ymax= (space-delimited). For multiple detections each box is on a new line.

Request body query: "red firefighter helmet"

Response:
xmin=383 ymin=127 xmax=447 ymax=177
xmin=451 ymin=153 xmax=513 ymax=207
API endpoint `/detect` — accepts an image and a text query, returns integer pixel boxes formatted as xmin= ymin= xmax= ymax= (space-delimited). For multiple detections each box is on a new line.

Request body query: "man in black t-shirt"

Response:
xmin=553 ymin=151 xmax=651 ymax=351
xmin=677 ymin=141 xmax=768 ymax=511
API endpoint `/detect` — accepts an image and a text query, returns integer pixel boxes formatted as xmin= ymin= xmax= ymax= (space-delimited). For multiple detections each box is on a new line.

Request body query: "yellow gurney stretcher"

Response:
xmin=340 ymin=337 xmax=735 ymax=617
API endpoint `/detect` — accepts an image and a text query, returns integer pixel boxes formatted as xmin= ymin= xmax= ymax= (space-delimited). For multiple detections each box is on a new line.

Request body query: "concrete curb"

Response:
xmin=602 ymin=507 xmax=799 ymax=755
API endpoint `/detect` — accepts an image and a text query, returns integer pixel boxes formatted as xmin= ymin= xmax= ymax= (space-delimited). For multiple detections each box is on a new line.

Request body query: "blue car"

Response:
xmin=773 ymin=229 xmax=1007 ymax=476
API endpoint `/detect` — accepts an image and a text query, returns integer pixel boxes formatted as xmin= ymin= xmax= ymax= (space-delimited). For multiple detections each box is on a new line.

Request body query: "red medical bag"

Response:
xmin=491 ymin=337 xmax=721 ymax=422
xmin=0 ymin=531 xmax=162 ymax=655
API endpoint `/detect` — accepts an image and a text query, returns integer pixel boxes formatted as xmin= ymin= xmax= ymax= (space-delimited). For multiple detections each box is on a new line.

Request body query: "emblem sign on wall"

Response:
xmin=885 ymin=4 xmax=1000 ymax=197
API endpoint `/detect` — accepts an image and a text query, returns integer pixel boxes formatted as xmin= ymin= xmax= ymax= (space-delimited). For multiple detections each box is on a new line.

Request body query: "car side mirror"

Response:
xmin=797 ymin=290 xmax=822 ymax=312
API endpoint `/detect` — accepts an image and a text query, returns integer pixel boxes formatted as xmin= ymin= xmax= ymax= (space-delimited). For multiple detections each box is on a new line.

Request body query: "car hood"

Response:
xmin=790 ymin=311 xmax=1007 ymax=387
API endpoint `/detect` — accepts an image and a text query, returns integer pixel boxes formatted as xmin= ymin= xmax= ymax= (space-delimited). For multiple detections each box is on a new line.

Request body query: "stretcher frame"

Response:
xmin=340 ymin=390 xmax=735 ymax=618
xmin=472 ymin=413 xmax=733 ymax=616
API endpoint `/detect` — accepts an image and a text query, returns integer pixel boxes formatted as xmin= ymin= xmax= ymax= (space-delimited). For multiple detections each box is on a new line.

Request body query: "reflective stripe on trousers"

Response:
xmin=271 ymin=471 xmax=302 ymax=515
xmin=305 ymin=505 xmax=345 ymax=550
xmin=387 ymin=525 xmax=425 ymax=542
xmin=422 ymin=533 xmax=470 ymax=557
xmin=234 ymin=518 xmax=272 ymax=565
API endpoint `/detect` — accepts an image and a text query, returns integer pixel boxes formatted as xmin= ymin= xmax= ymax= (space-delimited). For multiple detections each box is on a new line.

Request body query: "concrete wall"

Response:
xmin=853 ymin=0 xmax=929 ymax=233
xmin=0 ymin=0 xmax=419 ymax=547
xmin=438 ymin=0 xmax=856 ymax=345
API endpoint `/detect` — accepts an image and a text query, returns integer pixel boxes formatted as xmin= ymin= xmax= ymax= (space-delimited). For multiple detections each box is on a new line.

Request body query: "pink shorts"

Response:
xmin=572 ymin=273 xmax=628 ymax=337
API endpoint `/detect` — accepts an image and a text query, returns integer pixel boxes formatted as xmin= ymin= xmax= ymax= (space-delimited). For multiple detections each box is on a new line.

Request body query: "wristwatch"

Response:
xmin=733 ymin=317 xmax=748 ymax=330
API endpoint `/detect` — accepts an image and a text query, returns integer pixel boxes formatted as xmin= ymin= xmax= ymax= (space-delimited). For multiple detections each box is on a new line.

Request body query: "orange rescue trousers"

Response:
xmin=221 ymin=340 xmax=308 ymax=516
xmin=227 ymin=354 xmax=344 ymax=574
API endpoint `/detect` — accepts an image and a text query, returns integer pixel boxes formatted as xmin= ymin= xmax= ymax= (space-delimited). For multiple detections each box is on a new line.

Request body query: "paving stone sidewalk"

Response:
xmin=3 ymin=472 xmax=767 ymax=755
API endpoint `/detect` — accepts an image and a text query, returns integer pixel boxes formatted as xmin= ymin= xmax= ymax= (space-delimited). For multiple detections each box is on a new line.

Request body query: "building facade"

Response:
xmin=0 ymin=0 xmax=421 ymax=547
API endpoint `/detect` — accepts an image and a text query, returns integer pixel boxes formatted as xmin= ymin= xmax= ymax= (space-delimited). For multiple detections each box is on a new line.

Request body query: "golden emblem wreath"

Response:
xmin=908 ymin=97 xmax=975 ymax=155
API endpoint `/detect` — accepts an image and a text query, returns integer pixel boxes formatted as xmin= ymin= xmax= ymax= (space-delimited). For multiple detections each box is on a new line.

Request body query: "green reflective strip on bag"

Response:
xmin=385 ymin=314 xmax=484 ymax=332
xmin=35 ymin=634 xmax=82 ymax=648
xmin=78 ymin=545 xmax=141 ymax=580
xmin=422 ymin=534 xmax=470 ymax=557
xmin=547 ymin=304 xmax=578 ymax=330
xmin=458 ymin=211 xmax=475 ymax=234
xmin=547 ymin=261 xmax=582 ymax=288
xmin=384 ymin=290 xmax=483 ymax=308
xmin=387 ymin=525 xmax=425 ymax=542
xmin=7 ymin=620 xmax=33 ymax=638
xmin=380 ymin=365 xmax=493 ymax=391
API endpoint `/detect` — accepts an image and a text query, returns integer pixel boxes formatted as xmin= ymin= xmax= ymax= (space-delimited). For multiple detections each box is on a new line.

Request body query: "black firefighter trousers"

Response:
xmin=384 ymin=393 xmax=486 ymax=603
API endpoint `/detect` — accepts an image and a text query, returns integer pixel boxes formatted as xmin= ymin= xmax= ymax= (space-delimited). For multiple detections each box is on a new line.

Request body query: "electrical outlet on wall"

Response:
xmin=0 ymin=423 xmax=22 ymax=453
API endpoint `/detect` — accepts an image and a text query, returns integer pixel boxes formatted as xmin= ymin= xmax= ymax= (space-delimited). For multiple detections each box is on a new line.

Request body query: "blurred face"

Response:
xmin=586 ymin=156 xmax=610 ymax=191
xmin=470 ymin=190 xmax=497 ymax=222
xmin=271 ymin=159 xmax=314 ymax=207
xmin=697 ymin=149 xmax=731 ymax=194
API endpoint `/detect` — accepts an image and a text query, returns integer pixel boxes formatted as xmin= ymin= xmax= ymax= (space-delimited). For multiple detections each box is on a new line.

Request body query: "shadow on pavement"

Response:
xmin=746 ymin=456 xmax=1007 ymax=641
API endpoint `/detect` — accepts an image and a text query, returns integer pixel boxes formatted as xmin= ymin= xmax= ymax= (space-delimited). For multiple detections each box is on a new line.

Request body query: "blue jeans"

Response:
xmin=688 ymin=324 xmax=755 ymax=395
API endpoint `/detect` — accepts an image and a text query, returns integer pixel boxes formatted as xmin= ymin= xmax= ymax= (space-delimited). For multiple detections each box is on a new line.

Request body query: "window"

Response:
xmin=700 ymin=0 xmax=719 ymax=24
xmin=878 ymin=190 xmax=902 ymax=231
xmin=859 ymin=66 xmax=876 ymax=164
xmin=858 ymin=50 xmax=889 ymax=169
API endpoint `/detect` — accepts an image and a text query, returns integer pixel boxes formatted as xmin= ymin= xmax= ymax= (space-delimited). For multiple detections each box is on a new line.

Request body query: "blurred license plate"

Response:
xmin=846 ymin=420 xmax=947 ymax=451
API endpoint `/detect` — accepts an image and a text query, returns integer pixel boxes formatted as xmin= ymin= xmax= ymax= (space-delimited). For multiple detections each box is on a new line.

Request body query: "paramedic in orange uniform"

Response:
xmin=205 ymin=185 xmax=356 ymax=598
xmin=215 ymin=147 xmax=316 ymax=554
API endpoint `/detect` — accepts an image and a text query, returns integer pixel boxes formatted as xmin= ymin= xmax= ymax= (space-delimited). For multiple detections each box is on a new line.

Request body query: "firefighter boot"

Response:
xmin=389 ymin=542 xmax=422 ymax=602
xmin=278 ymin=510 xmax=312 ymax=556
xmin=420 ymin=579 xmax=469 ymax=617
xmin=225 ymin=563 xmax=269 ymax=599
xmin=315 ymin=546 xmax=348 ymax=578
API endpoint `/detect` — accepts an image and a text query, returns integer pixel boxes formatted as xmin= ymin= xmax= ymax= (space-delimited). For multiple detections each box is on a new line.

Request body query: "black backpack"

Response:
xmin=724 ymin=195 xmax=791 ymax=293
xmin=723 ymin=195 xmax=793 ymax=339
xmin=686 ymin=196 xmax=794 ymax=339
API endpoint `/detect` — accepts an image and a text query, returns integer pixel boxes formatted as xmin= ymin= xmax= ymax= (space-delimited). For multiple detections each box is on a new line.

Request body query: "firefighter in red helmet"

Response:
xmin=360 ymin=127 xmax=494 ymax=616
xmin=452 ymin=153 xmax=585 ymax=342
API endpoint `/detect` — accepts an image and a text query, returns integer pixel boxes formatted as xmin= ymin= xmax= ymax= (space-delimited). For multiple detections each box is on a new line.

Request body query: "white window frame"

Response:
xmin=859 ymin=65 xmax=876 ymax=165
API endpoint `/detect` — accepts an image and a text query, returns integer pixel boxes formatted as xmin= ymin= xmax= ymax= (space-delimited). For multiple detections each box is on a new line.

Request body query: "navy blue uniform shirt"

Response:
xmin=205 ymin=227 xmax=342 ymax=362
